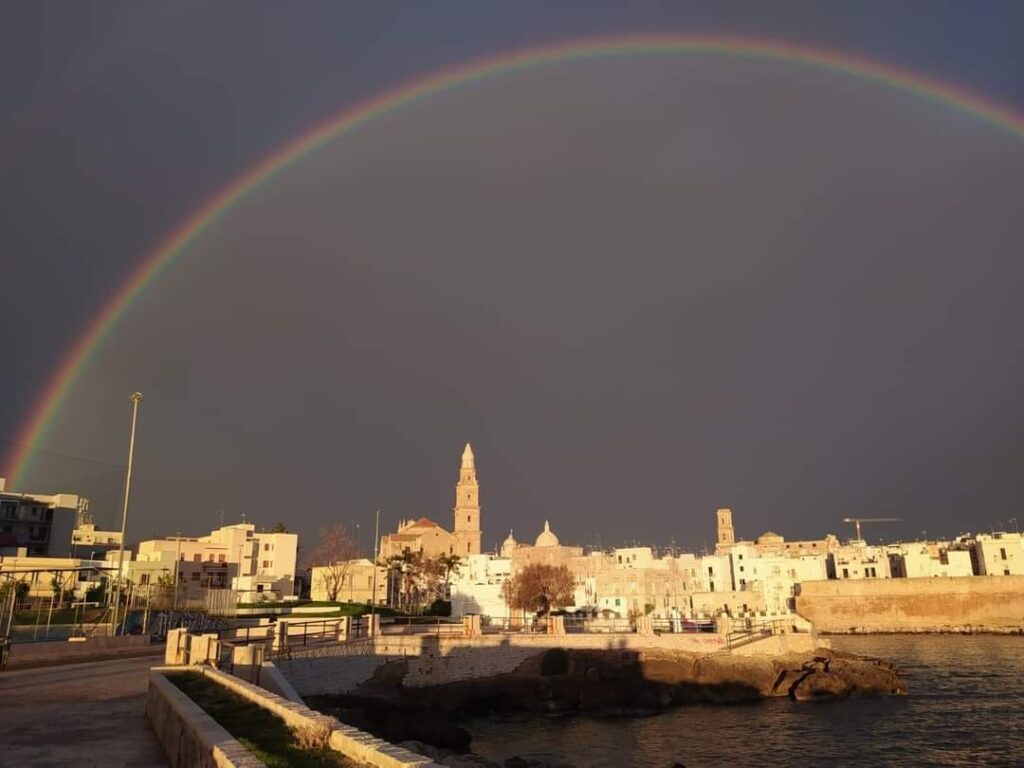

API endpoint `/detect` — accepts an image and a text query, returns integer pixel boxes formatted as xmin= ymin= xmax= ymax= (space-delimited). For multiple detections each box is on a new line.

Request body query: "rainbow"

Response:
xmin=6 ymin=34 xmax=1023 ymax=486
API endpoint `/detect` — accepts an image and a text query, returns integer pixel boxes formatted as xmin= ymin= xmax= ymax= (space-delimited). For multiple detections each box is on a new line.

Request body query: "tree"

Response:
xmin=306 ymin=524 xmax=360 ymax=602
xmin=271 ymin=522 xmax=288 ymax=533
xmin=385 ymin=550 xmax=424 ymax=611
xmin=436 ymin=553 xmax=462 ymax=597
xmin=505 ymin=564 xmax=575 ymax=616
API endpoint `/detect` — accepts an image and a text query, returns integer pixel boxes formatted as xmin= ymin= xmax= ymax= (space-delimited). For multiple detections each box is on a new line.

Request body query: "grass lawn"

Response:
xmin=167 ymin=672 xmax=353 ymax=768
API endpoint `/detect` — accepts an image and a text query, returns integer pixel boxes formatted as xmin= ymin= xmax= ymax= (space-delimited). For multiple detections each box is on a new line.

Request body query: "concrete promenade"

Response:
xmin=0 ymin=656 xmax=168 ymax=767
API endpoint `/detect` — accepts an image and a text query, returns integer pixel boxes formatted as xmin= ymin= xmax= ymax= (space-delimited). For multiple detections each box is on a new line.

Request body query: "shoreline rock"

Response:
xmin=307 ymin=647 xmax=905 ymax=757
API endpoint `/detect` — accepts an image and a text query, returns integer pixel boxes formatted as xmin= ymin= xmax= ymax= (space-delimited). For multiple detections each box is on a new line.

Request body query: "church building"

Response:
xmin=378 ymin=443 xmax=483 ymax=559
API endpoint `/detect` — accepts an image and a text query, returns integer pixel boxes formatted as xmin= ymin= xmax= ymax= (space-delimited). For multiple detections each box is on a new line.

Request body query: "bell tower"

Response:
xmin=716 ymin=508 xmax=735 ymax=553
xmin=454 ymin=443 xmax=482 ymax=556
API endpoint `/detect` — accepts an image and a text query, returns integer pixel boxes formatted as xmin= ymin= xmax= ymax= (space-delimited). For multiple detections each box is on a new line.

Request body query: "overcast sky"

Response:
xmin=2 ymin=2 xmax=1023 ymax=556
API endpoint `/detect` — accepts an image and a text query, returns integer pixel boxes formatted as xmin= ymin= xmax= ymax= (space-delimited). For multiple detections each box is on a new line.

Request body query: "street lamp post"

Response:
xmin=370 ymin=509 xmax=382 ymax=629
xmin=173 ymin=533 xmax=182 ymax=611
xmin=110 ymin=392 xmax=143 ymax=636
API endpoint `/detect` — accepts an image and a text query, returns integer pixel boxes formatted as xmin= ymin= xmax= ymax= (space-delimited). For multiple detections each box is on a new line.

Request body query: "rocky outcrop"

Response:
xmin=308 ymin=646 xmax=905 ymax=755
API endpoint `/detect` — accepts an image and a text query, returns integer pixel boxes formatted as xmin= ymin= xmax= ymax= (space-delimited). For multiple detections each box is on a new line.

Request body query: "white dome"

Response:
xmin=534 ymin=520 xmax=560 ymax=548
xmin=501 ymin=529 xmax=518 ymax=558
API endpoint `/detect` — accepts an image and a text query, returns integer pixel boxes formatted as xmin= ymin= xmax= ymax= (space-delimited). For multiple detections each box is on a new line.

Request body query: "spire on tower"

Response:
xmin=461 ymin=442 xmax=474 ymax=466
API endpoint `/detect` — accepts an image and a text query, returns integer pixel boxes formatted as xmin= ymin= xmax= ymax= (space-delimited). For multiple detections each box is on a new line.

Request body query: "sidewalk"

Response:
xmin=0 ymin=656 xmax=168 ymax=767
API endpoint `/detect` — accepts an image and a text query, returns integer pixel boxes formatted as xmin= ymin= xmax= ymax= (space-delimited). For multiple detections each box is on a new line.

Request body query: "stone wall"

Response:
xmin=6 ymin=635 xmax=154 ymax=669
xmin=795 ymin=576 xmax=1024 ymax=633
xmin=276 ymin=630 xmax=819 ymax=696
xmin=146 ymin=671 xmax=263 ymax=768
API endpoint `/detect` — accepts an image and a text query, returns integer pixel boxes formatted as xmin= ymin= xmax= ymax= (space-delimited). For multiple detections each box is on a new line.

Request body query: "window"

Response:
xmin=708 ymin=566 xmax=714 ymax=576
xmin=193 ymin=554 xmax=201 ymax=562
xmin=1001 ymin=548 xmax=1007 ymax=561
xmin=262 ymin=560 xmax=270 ymax=568
xmin=467 ymin=515 xmax=471 ymax=523
xmin=140 ymin=574 xmax=149 ymax=585
xmin=264 ymin=543 xmax=270 ymax=551
xmin=739 ymin=566 xmax=745 ymax=573
xmin=842 ymin=568 xmax=849 ymax=578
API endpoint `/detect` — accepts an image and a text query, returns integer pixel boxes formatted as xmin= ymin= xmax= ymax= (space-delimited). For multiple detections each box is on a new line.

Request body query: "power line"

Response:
xmin=0 ymin=438 xmax=126 ymax=470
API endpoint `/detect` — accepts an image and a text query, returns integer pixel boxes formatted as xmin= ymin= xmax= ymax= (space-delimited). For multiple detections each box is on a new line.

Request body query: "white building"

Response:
xmin=974 ymin=533 xmax=1024 ymax=576
xmin=888 ymin=543 xmax=974 ymax=578
xmin=828 ymin=542 xmax=892 ymax=580
xmin=450 ymin=553 xmax=512 ymax=619
xmin=727 ymin=543 xmax=828 ymax=614
xmin=0 ymin=478 xmax=81 ymax=557
xmin=134 ymin=523 xmax=298 ymax=601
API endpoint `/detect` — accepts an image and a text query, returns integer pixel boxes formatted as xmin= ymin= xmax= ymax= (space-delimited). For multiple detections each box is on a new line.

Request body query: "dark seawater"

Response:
xmin=463 ymin=635 xmax=1024 ymax=767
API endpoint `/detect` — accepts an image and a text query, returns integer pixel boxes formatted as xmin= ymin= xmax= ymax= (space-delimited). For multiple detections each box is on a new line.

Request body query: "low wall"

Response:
xmin=276 ymin=630 xmax=814 ymax=696
xmin=6 ymin=635 xmax=154 ymax=669
xmin=195 ymin=666 xmax=439 ymax=768
xmin=146 ymin=671 xmax=263 ymax=768
xmin=795 ymin=576 xmax=1024 ymax=633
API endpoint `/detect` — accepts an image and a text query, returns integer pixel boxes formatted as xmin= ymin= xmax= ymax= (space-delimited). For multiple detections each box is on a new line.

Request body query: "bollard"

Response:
xmin=231 ymin=643 xmax=265 ymax=683
xmin=463 ymin=615 xmax=482 ymax=637
xmin=364 ymin=614 xmax=381 ymax=637
xmin=165 ymin=628 xmax=189 ymax=665
xmin=547 ymin=615 xmax=566 ymax=636
xmin=336 ymin=616 xmax=352 ymax=642
xmin=274 ymin=620 xmax=289 ymax=652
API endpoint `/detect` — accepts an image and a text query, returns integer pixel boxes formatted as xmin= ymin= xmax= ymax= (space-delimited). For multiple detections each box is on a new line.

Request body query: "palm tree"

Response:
xmin=436 ymin=554 xmax=462 ymax=599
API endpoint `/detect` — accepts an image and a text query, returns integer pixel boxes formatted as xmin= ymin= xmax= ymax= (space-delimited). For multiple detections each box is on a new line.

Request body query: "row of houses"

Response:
xmin=0 ymin=478 xmax=299 ymax=603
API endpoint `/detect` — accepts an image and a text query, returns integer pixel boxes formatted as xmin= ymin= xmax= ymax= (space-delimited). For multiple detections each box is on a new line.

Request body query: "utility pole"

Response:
xmin=111 ymin=392 xmax=142 ymax=636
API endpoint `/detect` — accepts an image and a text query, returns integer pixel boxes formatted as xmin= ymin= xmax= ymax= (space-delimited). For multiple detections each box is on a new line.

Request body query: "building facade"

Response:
xmin=0 ymin=478 xmax=80 ymax=557
xmin=973 ymin=532 xmax=1024 ymax=576
xmin=134 ymin=523 xmax=298 ymax=600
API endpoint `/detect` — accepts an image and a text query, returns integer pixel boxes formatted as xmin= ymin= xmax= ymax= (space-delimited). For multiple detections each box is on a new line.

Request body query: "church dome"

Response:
xmin=501 ymin=529 xmax=518 ymax=558
xmin=534 ymin=520 xmax=560 ymax=548
xmin=757 ymin=531 xmax=784 ymax=545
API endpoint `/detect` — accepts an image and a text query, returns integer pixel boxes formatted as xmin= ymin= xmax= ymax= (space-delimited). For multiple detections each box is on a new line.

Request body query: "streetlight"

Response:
xmin=369 ymin=509 xmax=382 ymax=631
xmin=173 ymin=533 xmax=183 ymax=611
xmin=111 ymin=392 xmax=142 ymax=636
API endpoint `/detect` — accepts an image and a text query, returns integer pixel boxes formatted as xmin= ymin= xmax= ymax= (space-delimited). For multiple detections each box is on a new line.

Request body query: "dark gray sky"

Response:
xmin=2 ymin=2 xmax=1023 ymax=556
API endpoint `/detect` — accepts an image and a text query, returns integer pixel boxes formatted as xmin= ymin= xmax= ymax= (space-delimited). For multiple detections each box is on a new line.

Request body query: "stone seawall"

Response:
xmin=277 ymin=630 xmax=815 ymax=697
xmin=795 ymin=576 xmax=1024 ymax=633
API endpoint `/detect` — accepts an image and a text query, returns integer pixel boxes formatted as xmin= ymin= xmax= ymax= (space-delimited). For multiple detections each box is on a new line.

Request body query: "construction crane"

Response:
xmin=842 ymin=517 xmax=902 ymax=541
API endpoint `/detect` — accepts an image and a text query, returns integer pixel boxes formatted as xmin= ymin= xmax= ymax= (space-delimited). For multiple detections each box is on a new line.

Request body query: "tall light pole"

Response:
xmin=111 ymin=392 xmax=142 ymax=636
xmin=173 ymin=533 xmax=182 ymax=611
xmin=370 ymin=509 xmax=382 ymax=622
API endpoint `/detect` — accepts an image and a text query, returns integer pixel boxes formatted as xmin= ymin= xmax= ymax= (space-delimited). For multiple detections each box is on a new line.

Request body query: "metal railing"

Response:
xmin=381 ymin=616 xmax=463 ymax=637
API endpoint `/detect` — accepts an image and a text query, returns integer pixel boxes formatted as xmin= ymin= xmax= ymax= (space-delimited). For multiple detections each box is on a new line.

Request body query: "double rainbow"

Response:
xmin=6 ymin=34 xmax=1023 ymax=486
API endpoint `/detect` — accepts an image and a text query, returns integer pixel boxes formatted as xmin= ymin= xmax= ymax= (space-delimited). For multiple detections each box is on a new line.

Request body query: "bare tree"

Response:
xmin=505 ymin=564 xmax=575 ymax=616
xmin=306 ymin=524 xmax=360 ymax=602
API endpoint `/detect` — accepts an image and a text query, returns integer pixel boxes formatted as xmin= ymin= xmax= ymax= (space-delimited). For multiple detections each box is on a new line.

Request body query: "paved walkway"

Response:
xmin=0 ymin=655 xmax=168 ymax=767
